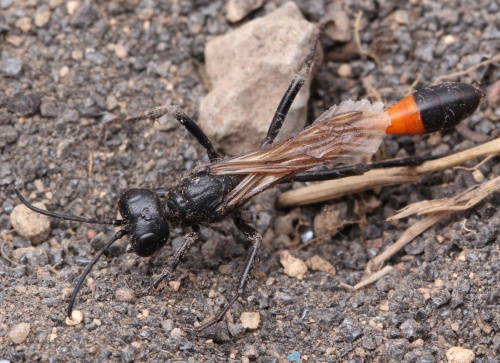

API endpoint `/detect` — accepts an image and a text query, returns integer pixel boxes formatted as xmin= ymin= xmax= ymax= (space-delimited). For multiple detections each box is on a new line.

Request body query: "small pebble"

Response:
xmin=10 ymin=202 xmax=51 ymax=244
xmin=228 ymin=322 xmax=245 ymax=337
xmin=306 ymin=255 xmax=336 ymax=275
xmin=121 ymin=345 xmax=135 ymax=363
xmin=280 ymin=251 xmax=308 ymax=279
xmin=59 ymin=65 xmax=70 ymax=77
xmin=2 ymin=57 xmax=23 ymax=77
xmin=418 ymin=288 xmax=432 ymax=300
xmin=446 ymin=347 xmax=475 ymax=363
xmin=225 ymin=0 xmax=264 ymax=23
xmin=35 ymin=8 xmax=51 ymax=27
xmin=169 ymin=280 xmax=181 ymax=291
xmin=170 ymin=327 xmax=182 ymax=340
xmin=0 ymin=0 xmax=12 ymax=9
xmin=161 ymin=319 xmax=174 ymax=333
xmin=49 ymin=0 xmax=63 ymax=8
xmin=393 ymin=9 xmax=410 ymax=25
xmin=66 ymin=0 xmax=80 ymax=15
xmin=0 ymin=125 xmax=19 ymax=147
xmin=114 ymin=44 xmax=128 ymax=58
xmin=337 ymin=63 xmax=352 ymax=77
xmin=240 ymin=312 xmax=260 ymax=330
xmin=472 ymin=169 xmax=484 ymax=182
xmin=15 ymin=285 xmax=27 ymax=294
xmin=242 ymin=344 xmax=259 ymax=359
xmin=6 ymin=34 xmax=24 ymax=47
xmin=379 ymin=301 xmax=390 ymax=311
xmin=5 ymin=93 xmax=41 ymax=116
xmin=443 ymin=34 xmax=457 ymax=44
xmin=66 ymin=310 xmax=84 ymax=325
xmin=8 ymin=323 xmax=31 ymax=344
xmin=71 ymin=49 xmax=83 ymax=60
xmin=15 ymin=17 xmax=32 ymax=32
xmin=71 ymin=3 xmax=99 ymax=27
xmin=33 ymin=179 xmax=45 ymax=192
xmin=137 ymin=8 xmax=153 ymax=21
xmin=115 ymin=288 xmax=137 ymax=303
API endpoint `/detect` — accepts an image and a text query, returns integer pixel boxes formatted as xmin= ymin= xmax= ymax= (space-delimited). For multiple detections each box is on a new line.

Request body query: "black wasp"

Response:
xmin=15 ymin=33 xmax=484 ymax=332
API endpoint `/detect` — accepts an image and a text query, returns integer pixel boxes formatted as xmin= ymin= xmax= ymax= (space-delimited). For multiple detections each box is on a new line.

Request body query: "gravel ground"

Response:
xmin=1 ymin=1 xmax=500 ymax=362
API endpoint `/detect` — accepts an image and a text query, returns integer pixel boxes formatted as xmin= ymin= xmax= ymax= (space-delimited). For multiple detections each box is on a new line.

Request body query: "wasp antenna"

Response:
xmin=67 ymin=229 xmax=128 ymax=318
xmin=14 ymin=188 xmax=124 ymax=226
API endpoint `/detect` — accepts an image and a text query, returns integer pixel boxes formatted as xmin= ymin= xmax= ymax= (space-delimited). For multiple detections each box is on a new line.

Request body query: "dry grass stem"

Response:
xmin=277 ymin=138 xmax=500 ymax=208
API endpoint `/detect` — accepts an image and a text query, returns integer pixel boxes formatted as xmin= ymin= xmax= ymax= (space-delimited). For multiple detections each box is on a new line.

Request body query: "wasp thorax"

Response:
xmin=118 ymin=188 xmax=170 ymax=257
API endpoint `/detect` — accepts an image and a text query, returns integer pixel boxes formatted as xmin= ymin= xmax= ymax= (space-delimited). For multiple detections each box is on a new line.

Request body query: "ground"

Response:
xmin=1 ymin=0 xmax=499 ymax=362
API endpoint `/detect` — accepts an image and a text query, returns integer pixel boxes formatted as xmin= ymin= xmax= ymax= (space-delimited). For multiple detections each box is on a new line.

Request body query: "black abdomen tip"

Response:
xmin=415 ymin=83 xmax=484 ymax=133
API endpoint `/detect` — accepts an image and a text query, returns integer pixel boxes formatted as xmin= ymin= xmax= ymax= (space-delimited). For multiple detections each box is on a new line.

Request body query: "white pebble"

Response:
xmin=280 ymin=250 xmax=308 ymax=279
xmin=66 ymin=310 xmax=84 ymax=325
xmin=446 ymin=347 xmax=475 ymax=363
xmin=240 ymin=312 xmax=260 ymax=330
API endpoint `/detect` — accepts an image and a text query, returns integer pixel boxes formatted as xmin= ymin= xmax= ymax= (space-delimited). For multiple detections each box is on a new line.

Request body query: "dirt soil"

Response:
xmin=1 ymin=1 xmax=500 ymax=362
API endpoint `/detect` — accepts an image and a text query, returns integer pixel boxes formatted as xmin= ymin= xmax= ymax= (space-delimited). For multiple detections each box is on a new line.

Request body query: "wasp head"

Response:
xmin=118 ymin=188 xmax=170 ymax=257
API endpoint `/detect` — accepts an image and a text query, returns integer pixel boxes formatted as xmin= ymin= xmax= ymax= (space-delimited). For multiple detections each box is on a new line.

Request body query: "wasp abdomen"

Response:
xmin=386 ymin=83 xmax=484 ymax=135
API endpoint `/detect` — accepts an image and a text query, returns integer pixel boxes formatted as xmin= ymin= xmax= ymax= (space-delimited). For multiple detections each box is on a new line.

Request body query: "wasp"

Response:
xmin=15 ymin=39 xmax=484 ymax=332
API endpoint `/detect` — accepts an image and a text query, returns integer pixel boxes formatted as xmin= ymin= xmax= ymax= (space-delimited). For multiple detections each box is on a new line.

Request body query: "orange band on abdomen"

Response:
xmin=385 ymin=95 xmax=426 ymax=135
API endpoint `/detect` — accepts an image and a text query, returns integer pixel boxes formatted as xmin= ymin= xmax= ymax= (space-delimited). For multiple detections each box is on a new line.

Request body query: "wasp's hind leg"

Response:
xmin=125 ymin=106 xmax=221 ymax=162
xmin=192 ymin=217 xmax=262 ymax=333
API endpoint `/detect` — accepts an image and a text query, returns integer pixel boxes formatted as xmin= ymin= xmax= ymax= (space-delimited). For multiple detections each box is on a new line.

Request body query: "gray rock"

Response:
xmin=0 ymin=0 xmax=12 ymax=9
xmin=2 ymin=56 xmax=23 ymax=77
xmin=200 ymin=2 xmax=319 ymax=155
xmin=0 ymin=125 xmax=18 ymax=147
xmin=12 ymin=246 xmax=49 ymax=267
xmin=5 ymin=93 xmax=41 ymax=116
xmin=40 ymin=100 xmax=60 ymax=118
xmin=71 ymin=3 xmax=100 ymax=28
xmin=120 ymin=344 xmax=136 ymax=363
xmin=0 ymin=161 xmax=13 ymax=185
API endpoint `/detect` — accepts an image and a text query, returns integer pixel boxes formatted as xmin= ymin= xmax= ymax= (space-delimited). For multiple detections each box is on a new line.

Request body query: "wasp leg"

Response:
xmin=287 ymin=154 xmax=444 ymax=182
xmin=125 ymin=105 xmax=221 ymax=162
xmin=193 ymin=217 xmax=262 ymax=333
xmin=135 ymin=230 xmax=199 ymax=297
xmin=260 ymin=30 xmax=320 ymax=147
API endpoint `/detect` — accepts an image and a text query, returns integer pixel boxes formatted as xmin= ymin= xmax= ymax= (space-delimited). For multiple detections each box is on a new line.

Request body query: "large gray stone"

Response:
xmin=200 ymin=2 xmax=318 ymax=155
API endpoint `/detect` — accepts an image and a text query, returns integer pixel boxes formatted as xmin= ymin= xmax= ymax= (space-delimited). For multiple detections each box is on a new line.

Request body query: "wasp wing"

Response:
xmin=209 ymin=99 xmax=391 ymax=209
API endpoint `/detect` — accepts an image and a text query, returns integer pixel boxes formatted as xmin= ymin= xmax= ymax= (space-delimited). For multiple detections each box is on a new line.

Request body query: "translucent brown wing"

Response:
xmin=209 ymin=99 xmax=391 ymax=209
